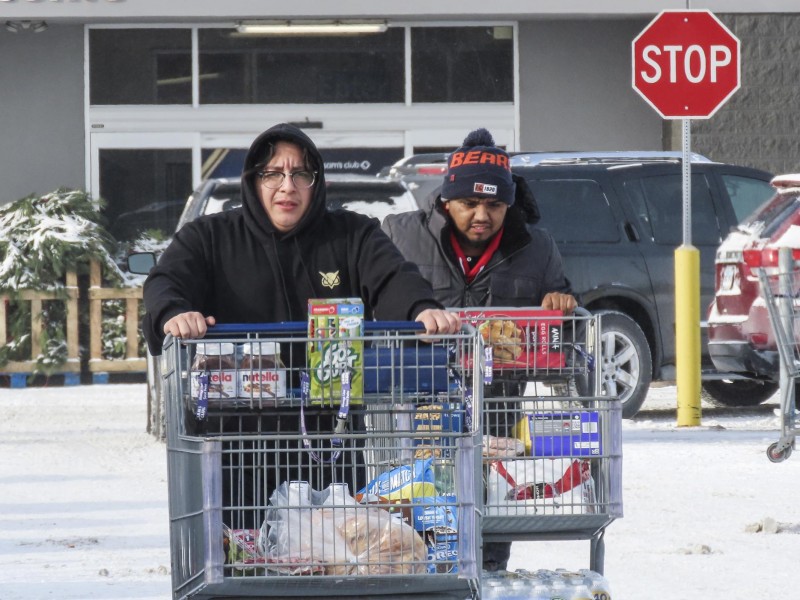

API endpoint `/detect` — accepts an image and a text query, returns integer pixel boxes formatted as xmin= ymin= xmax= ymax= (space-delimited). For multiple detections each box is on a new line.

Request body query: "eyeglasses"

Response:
xmin=258 ymin=170 xmax=316 ymax=189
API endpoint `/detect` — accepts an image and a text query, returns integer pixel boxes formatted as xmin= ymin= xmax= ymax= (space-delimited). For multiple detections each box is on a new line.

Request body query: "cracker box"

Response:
xmin=513 ymin=411 xmax=601 ymax=457
xmin=458 ymin=308 xmax=565 ymax=372
xmin=307 ymin=298 xmax=364 ymax=404
xmin=412 ymin=403 xmax=463 ymax=460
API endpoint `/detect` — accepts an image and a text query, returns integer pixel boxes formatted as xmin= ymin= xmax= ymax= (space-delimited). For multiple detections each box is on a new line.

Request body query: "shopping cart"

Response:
xmin=757 ymin=249 xmax=800 ymax=462
xmin=161 ymin=321 xmax=484 ymax=600
xmin=459 ymin=308 xmax=622 ymax=573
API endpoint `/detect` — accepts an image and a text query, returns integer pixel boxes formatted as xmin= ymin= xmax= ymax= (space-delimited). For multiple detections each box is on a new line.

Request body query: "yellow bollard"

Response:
xmin=675 ymin=245 xmax=702 ymax=426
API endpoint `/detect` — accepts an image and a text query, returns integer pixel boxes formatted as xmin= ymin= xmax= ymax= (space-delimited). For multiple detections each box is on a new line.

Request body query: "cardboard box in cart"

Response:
xmin=458 ymin=308 xmax=565 ymax=370
xmin=307 ymin=298 xmax=364 ymax=403
xmin=514 ymin=411 xmax=602 ymax=457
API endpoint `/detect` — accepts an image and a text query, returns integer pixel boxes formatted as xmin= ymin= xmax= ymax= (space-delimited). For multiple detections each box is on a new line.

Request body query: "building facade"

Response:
xmin=0 ymin=1 xmax=797 ymax=241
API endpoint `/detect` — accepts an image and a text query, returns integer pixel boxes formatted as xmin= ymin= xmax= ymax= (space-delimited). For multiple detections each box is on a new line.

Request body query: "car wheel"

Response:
xmin=594 ymin=311 xmax=653 ymax=419
xmin=701 ymin=379 xmax=778 ymax=407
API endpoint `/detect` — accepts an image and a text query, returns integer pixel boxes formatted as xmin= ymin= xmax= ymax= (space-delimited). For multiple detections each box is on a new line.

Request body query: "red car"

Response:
xmin=707 ymin=174 xmax=800 ymax=406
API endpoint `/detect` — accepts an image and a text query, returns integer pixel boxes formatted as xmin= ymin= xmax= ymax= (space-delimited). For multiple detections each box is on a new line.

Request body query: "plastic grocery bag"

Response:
xmin=485 ymin=458 xmax=596 ymax=516
xmin=263 ymin=481 xmax=355 ymax=575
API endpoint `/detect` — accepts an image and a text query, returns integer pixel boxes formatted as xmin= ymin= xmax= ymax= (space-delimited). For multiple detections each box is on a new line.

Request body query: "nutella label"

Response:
xmin=238 ymin=369 xmax=287 ymax=400
xmin=190 ymin=369 xmax=236 ymax=399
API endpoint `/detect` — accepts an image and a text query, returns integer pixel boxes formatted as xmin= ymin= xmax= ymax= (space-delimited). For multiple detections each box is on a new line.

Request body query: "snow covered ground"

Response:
xmin=1 ymin=382 xmax=798 ymax=599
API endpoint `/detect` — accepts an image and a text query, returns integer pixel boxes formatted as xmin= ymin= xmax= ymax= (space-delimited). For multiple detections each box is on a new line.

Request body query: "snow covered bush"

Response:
xmin=0 ymin=189 xmax=123 ymax=291
xmin=0 ymin=189 xmax=128 ymax=372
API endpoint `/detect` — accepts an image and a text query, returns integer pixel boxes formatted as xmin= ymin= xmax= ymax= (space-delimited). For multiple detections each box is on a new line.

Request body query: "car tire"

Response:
xmin=594 ymin=311 xmax=653 ymax=419
xmin=701 ymin=379 xmax=778 ymax=407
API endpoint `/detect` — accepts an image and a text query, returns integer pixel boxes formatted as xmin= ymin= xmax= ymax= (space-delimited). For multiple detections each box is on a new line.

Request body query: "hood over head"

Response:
xmin=241 ymin=123 xmax=327 ymax=239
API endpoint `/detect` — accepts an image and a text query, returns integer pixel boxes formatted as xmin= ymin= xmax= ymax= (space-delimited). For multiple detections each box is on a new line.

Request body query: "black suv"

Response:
xmin=400 ymin=152 xmax=775 ymax=418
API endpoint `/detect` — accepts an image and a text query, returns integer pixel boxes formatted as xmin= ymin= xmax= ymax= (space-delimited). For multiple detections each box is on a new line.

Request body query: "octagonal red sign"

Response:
xmin=632 ymin=10 xmax=740 ymax=119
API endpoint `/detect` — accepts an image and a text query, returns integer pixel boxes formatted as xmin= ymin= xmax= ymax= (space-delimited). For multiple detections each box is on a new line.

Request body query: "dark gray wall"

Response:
xmin=0 ymin=25 xmax=85 ymax=204
xmin=518 ymin=19 xmax=662 ymax=151
xmin=692 ymin=13 xmax=799 ymax=176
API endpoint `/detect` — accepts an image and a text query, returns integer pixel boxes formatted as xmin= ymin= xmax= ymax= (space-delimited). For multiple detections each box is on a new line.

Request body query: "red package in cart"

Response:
xmin=458 ymin=308 xmax=565 ymax=370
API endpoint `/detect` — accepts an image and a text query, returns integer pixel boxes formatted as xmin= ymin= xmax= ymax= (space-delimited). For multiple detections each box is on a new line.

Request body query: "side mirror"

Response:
xmin=127 ymin=252 xmax=157 ymax=275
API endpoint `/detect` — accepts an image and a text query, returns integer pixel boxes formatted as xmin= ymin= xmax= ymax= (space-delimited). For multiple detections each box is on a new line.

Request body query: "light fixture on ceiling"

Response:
xmin=235 ymin=20 xmax=388 ymax=36
xmin=5 ymin=20 xmax=48 ymax=33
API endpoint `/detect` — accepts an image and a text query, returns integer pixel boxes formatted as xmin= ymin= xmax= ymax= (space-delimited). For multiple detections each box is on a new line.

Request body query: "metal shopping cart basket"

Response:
xmin=757 ymin=248 xmax=800 ymax=462
xmin=160 ymin=321 xmax=484 ymax=599
xmin=458 ymin=307 xmax=622 ymax=573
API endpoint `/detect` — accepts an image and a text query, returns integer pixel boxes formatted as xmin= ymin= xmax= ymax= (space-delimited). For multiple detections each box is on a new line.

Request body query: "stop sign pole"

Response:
xmin=632 ymin=10 xmax=741 ymax=426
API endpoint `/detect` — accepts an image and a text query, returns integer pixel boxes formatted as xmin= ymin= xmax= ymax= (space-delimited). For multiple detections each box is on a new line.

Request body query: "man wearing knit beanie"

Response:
xmin=383 ymin=127 xmax=577 ymax=571
xmin=383 ymin=127 xmax=575 ymax=310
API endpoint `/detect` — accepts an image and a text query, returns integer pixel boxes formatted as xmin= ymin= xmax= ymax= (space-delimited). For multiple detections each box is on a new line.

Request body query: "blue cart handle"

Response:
xmin=208 ymin=321 xmax=425 ymax=335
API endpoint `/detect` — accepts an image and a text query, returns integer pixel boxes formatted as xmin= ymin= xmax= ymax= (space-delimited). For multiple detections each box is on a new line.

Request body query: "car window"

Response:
xmin=757 ymin=194 xmax=800 ymax=237
xmin=720 ymin=174 xmax=776 ymax=222
xmin=325 ymin=182 xmax=417 ymax=222
xmin=623 ymin=173 xmax=721 ymax=245
xmin=205 ymin=195 xmax=241 ymax=215
xmin=526 ymin=179 xmax=619 ymax=243
xmin=178 ymin=182 xmax=241 ymax=231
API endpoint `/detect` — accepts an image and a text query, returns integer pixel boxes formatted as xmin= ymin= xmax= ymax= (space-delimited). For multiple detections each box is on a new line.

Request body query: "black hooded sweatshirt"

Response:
xmin=141 ymin=123 xmax=441 ymax=354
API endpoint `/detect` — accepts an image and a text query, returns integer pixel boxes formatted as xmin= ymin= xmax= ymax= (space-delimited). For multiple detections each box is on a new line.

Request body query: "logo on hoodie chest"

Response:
xmin=320 ymin=271 xmax=341 ymax=289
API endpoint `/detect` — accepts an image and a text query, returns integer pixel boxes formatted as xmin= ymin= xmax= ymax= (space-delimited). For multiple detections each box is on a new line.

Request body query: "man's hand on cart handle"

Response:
xmin=163 ymin=311 xmax=216 ymax=339
xmin=415 ymin=308 xmax=461 ymax=338
xmin=541 ymin=292 xmax=578 ymax=314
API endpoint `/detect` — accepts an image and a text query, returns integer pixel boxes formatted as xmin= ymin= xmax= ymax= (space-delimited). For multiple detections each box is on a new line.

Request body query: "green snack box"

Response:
xmin=307 ymin=298 xmax=364 ymax=405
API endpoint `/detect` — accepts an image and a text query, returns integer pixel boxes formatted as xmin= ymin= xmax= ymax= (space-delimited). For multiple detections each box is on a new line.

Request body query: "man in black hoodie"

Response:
xmin=142 ymin=123 xmax=460 ymax=531
xmin=142 ymin=123 xmax=458 ymax=352
xmin=383 ymin=128 xmax=577 ymax=572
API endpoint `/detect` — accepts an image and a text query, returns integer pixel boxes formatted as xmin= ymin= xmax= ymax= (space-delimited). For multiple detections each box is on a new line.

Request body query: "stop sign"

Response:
xmin=632 ymin=10 xmax=740 ymax=119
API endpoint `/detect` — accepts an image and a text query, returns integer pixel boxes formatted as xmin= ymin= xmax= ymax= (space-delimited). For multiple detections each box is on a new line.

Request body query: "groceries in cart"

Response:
xmin=481 ymin=406 xmax=603 ymax=517
xmin=459 ymin=307 xmax=577 ymax=384
xmin=307 ymin=298 xmax=365 ymax=404
xmin=459 ymin=308 xmax=566 ymax=374
xmin=189 ymin=340 xmax=288 ymax=412
xmin=485 ymin=457 xmax=596 ymax=516
xmin=482 ymin=568 xmax=612 ymax=600
xmin=245 ymin=476 xmax=458 ymax=576
xmin=357 ymin=457 xmax=459 ymax=574
xmin=513 ymin=410 xmax=602 ymax=457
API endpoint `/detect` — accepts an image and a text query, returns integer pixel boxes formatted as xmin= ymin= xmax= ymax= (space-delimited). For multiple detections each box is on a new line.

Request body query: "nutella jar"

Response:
xmin=238 ymin=341 xmax=286 ymax=404
xmin=190 ymin=342 xmax=237 ymax=401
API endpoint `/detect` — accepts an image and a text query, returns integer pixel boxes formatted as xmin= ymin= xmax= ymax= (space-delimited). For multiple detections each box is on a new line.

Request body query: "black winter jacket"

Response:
xmin=142 ymin=123 xmax=440 ymax=354
xmin=381 ymin=176 xmax=572 ymax=308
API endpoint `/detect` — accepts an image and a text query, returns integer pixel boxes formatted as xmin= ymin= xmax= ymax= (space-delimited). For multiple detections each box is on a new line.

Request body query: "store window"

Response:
xmin=100 ymin=149 xmax=193 ymax=241
xmin=411 ymin=26 xmax=513 ymax=102
xmin=198 ymin=29 xmax=404 ymax=104
xmin=90 ymin=29 xmax=192 ymax=105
